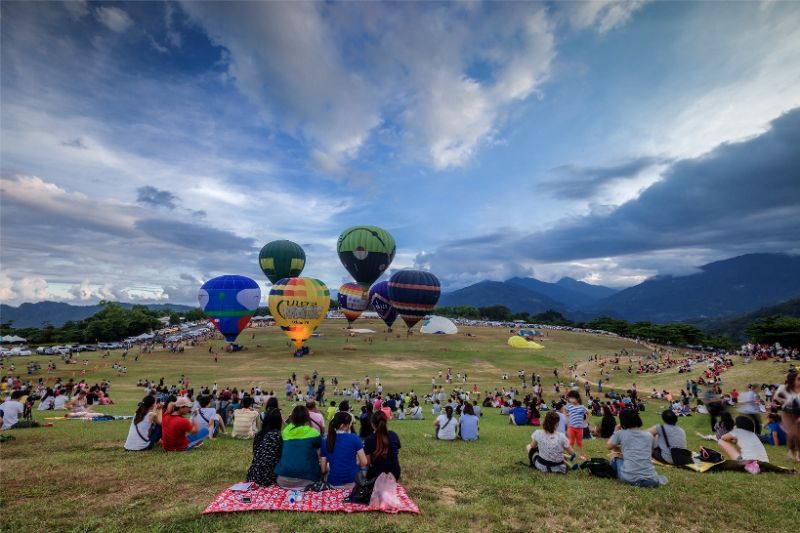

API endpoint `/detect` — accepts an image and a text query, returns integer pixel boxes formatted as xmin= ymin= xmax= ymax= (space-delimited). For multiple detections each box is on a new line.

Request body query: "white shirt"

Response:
xmin=192 ymin=407 xmax=217 ymax=428
xmin=728 ymin=428 xmax=769 ymax=462
xmin=0 ymin=400 xmax=24 ymax=428
xmin=124 ymin=415 xmax=155 ymax=451
xmin=53 ymin=395 xmax=68 ymax=409
xmin=436 ymin=414 xmax=457 ymax=440
xmin=38 ymin=396 xmax=55 ymax=410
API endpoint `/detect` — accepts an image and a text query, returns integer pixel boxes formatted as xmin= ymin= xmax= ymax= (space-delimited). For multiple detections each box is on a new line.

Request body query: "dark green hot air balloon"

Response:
xmin=258 ymin=240 xmax=306 ymax=284
xmin=336 ymin=225 xmax=396 ymax=288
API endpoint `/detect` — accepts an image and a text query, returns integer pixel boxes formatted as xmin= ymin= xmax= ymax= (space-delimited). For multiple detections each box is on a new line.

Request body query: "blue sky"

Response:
xmin=1 ymin=1 xmax=799 ymax=305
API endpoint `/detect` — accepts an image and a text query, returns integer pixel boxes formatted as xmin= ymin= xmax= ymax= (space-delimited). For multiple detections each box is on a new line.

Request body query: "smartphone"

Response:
xmin=241 ymin=496 xmax=251 ymax=504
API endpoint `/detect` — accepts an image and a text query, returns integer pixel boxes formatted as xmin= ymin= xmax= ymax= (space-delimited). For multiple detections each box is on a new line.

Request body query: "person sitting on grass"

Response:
xmin=406 ymin=400 xmax=424 ymax=420
xmin=760 ymin=413 xmax=787 ymax=447
xmin=509 ymin=400 xmax=528 ymax=426
xmin=0 ymin=390 xmax=39 ymax=429
xmin=648 ymin=409 xmax=688 ymax=465
xmin=566 ymin=391 xmax=588 ymax=461
xmin=231 ymin=396 xmax=260 ymax=439
xmin=246 ymin=407 xmax=283 ymax=486
xmin=193 ymin=395 xmax=225 ymax=437
xmin=162 ymin=396 xmax=209 ymax=451
xmin=606 ymin=409 xmax=667 ymax=488
xmin=274 ymin=405 xmax=323 ymax=489
xmin=434 ymin=405 xmax=457 ymax=441
xmin=124 ymin=395 xmax=162 ymax=451
xmin=718 ymin=416 xmax=769 ymax=463
xmin=528 ymin=411 xmax=574 ymax=474
xmin=459 ymin=403 xmax=479 ymax=441
xmin=591 ymin=405 xmax=617 ymax=439
xmin=364 ymin=411 xmax=402 ymax=481
xmin=320 ymin=411 xmax=367 ymax=489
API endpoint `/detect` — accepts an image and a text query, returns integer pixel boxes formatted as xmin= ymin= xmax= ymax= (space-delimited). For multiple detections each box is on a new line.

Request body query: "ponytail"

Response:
xmin=134 ymin=395 xmax=155 ymax=424
xmin=370 ymin=411 xmax=389 ymax=461
xmin=327 ymin=412 xmax=352 ymax=454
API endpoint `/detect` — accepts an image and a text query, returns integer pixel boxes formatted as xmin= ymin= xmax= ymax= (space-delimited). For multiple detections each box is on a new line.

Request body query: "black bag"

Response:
xmin=699 ymin=446 xmax=723 ymax=463
xmin=658 ymin=425 xmax=694 ymax=466
xmin=585 ymin=458 xmax=617 ymax=478
xmin=344 ymin=476 xmax=376 ymax=504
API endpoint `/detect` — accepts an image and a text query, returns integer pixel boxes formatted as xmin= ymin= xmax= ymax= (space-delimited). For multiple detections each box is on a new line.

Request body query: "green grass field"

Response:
xmin=1 ymin=320 xmax=798 ymax=532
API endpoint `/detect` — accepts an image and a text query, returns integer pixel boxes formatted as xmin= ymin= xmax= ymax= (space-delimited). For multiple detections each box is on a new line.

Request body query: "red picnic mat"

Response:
xmin=202 ymin=483 xmax=420 ymax=514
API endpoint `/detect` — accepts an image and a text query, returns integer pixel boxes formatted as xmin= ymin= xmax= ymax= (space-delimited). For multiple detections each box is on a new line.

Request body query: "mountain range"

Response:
xmin=0 ymin=302 xmax=194 ymax=328
xmin=439 ymin=253 xmax=800 ymax=323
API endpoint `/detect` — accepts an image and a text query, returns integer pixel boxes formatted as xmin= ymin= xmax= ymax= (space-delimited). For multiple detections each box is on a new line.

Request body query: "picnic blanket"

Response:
xmin=652 ymin=458 xmax=796 ymax=474
xmin=203 ymin=483 xmax=420 ymax=514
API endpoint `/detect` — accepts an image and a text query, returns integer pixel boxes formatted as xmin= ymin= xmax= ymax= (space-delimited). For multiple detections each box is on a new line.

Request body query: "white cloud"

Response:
xmin=95 ymin=6 xmax=133 ymax=33
xmin=64 ymin=0 xmax=89 ymax=20
xmin=565 ymin=1 xmax=647 ymax=34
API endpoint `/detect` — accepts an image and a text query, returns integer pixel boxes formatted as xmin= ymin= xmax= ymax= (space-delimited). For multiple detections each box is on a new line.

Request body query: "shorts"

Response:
xmin=568 ymin=426 xmax=584 ymax=447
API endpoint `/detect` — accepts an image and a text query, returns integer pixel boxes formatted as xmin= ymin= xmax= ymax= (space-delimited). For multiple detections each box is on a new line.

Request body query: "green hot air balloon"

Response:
xmin=337 ymin=225 xmax=396 ymax=288
xmin=258 ymin=240 xmax=306 ymax=284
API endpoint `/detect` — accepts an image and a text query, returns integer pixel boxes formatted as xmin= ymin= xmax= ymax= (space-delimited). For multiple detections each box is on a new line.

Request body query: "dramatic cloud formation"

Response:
xmin=1 ymin=1 xmax=798 ymax=304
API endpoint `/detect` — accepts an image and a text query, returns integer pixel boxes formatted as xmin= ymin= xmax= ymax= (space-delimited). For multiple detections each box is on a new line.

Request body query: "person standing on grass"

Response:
xmin=246 ymin=407 xmax=283 ymax=486
xmin=528 ymin=411 xmax=574 ymax=474
xmin=566 ymin=391 xmax=588 ymax=460
xmin=606 ymin=409 xmax=667 ymax=488
xmin=774 ymin=370 xmax=800 ymax=462
xmin=161 ymin=396 xmax=209 ymax=451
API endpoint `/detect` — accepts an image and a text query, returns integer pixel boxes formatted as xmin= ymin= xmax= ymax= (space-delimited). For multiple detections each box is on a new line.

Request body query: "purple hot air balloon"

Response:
xmin=368 ymin=280 xmax=397 ymax=330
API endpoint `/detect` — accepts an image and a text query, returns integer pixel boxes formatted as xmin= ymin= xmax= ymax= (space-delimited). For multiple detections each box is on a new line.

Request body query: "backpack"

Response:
xmin=584 ymin=458 xmax=617 ymax=478
xmin=699 ymin=446 xmax=723 ymax=463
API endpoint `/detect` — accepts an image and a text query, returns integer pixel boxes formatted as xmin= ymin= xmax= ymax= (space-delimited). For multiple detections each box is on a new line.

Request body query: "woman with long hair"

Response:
xmin=434 ymin=405 xmax=457 ymax=441
xmin=459 ymin=402 xmax=479 ymax=441
xmin=364 ymin=411 xmax=402 ymax=480
xmin=274 ymin=405 xmax=323 ymax=489
xmin=359 ymin=402 xmax=374 ymax=439
xmin=124 ymin=395 xmax=162 ymax=451
xmin=320 ymin=411 xmax=367 ymax=489
xmin=246 ymin=407 xmax=283 ymax=486
xmin=775 ymin=370 xmax=800 ymax=462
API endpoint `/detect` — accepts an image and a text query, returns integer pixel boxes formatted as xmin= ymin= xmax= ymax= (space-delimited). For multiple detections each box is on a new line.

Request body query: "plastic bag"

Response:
xmin=369 ymin=472 xmax=402 ymax=512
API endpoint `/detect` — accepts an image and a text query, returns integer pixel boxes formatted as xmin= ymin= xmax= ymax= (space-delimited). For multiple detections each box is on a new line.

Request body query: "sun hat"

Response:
xmin=174 ymin=396 xmax=192 ymax=408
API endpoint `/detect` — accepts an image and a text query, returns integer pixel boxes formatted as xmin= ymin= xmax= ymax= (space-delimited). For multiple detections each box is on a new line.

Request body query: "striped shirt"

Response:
xmin=566 ymin=403 xmax=587 ymax=428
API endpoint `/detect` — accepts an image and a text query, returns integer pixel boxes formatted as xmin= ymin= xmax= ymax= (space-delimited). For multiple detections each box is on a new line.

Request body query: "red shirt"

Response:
xmin=162 ymin=414 xmax=193 ymax=451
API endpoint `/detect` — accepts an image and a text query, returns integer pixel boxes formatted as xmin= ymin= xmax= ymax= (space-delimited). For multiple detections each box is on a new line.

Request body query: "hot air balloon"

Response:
xmin=388 ymin=270 xmax=441 ymax=330
xmin=336 ymin=225 xmax=395 ymax=288
xmin=258 ymin=240 xmax=306 ymax=284
xmin=198 ymin=275 xmax=261 ymax=343
xmin=268 ymin=277 xmax=330 ymax=349
xmin=338 ymin=282 xmax=368 ymax=328
xmin=368 ymin=280 xmax=397 ymax=330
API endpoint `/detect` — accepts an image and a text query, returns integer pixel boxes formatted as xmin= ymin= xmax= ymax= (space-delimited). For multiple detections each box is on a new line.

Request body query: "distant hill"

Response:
xmin=690 ymin=297 xmax=800 ymax=342
xmin=505 ymin=276 xmax=617 ymax=310
xmin=438 ymin=280 xmax=570 ymax=316
xmin=590 ymin=254 xmax=800 ymax=322
xmin=0 ymin=301 xmax=194 ymax=328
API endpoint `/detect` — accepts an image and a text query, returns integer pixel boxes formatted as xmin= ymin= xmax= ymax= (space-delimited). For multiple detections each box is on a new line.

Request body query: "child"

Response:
xmin=327 ymin=401 xmax=337 ymax=422
xmin=565 ymin=391 xmax=588 ymax=460
xmin=719 ymin=416 xmax=769 ymax=463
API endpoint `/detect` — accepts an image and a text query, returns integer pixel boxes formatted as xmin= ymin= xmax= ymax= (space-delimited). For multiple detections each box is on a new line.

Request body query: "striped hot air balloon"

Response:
xmin=387 ymin=270 xmax=441 ymax=330
xmin=338 ymin=282 xmax=369 ymax=327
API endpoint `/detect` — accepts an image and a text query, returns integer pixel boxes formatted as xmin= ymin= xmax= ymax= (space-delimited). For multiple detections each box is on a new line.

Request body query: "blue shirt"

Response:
xmin=321 ymin=432 xmax=363 ymax=486
xmin=567 ymin=403 xmax=587 ymax=428
xmin=460 ymin=414 xmax=479 ymax=441
xmin=765 ymin=421 xmax=787 ymax=446
xmin=512 ymin=407 xmax=528 ymax=425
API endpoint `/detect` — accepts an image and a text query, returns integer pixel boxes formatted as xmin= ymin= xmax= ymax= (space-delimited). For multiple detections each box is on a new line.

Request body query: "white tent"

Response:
xmin=420 ymin=316 xmax=458 ymax=335
xmin=0 ymin=335 xmax=26 ymax=343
